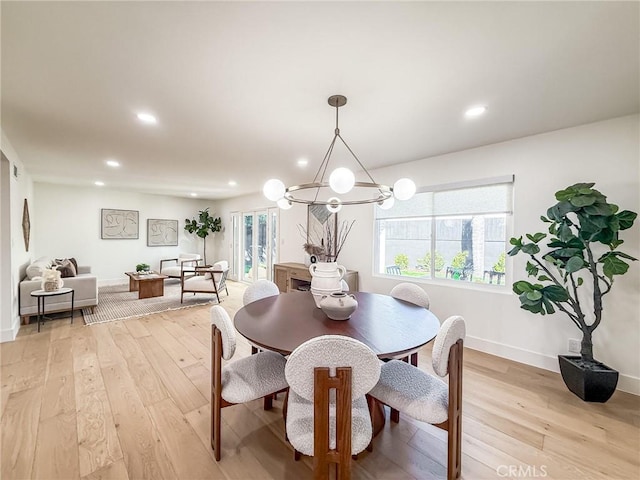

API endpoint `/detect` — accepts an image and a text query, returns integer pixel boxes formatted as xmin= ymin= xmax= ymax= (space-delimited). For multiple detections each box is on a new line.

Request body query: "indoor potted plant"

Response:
xmin=508 ymin=182 xmax=637 ymax=402
xmin=136 ymin=263 xmax=151 ymax=273
xmin=184 ymin=208 xmax=222 ymax=265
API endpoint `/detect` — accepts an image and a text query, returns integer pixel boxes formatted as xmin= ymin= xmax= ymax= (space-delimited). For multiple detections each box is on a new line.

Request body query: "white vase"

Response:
xmin=309 ymin=261 xmax=346 ymax=307
xmin=320 ymin=292 xmax=358 ymax=320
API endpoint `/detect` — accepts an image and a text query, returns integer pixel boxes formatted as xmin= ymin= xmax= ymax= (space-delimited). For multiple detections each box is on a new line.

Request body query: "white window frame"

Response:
xmin=373 ymin=175 xmax=514 ymax=291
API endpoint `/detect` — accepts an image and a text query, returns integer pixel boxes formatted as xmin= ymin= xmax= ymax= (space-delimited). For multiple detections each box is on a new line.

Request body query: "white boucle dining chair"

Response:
xmin=390 ymin=282 xmax=431 ymax=366
xmin=210 ymin=305 xmax=288 ymax=461
xmin=369 ymin=315 xmax=466 ymax=480
xmin=284 ymin=335 xmax=381 ymax=480
xmin=242 ymin=279 xmax=281 ymax=354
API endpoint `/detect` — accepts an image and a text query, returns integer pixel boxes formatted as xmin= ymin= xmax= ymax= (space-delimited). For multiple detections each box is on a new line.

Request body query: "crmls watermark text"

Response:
xmin=496 ymin=465 xmax=548 ymax=478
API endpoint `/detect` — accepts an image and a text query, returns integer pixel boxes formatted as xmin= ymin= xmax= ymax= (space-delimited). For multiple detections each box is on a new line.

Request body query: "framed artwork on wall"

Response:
xmin=101 ymin=209 xmax=139 ymax=239
xmin=307 ymin=204 xmax=338 ymax=261
xmin=147 ymin=219 xmax=179 ymax=246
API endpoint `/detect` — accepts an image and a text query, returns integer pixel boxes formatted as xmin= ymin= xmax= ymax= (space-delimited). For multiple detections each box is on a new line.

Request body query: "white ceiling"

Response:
xmin=2 ymin=1 xmax=638 ymax=200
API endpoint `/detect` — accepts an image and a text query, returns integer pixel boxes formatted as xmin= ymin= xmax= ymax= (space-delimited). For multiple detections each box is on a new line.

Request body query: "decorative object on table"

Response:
xmin=263 ymin=94 xmax=415 ymax=211
xmin=101 ymin=208 xmax=139 ymax=239
xmin=184 ymin=208 xmax=221 ymax=265
xmin=136 ymin=263 xmax=151 ymax=273
xmin=319 ymin=292 xmax=358 ymax=320
xmin=22 ymin=198 xmax=30 ymax=251
xmin=309 ymin=261 xmax=346 ymax=307
xmin=147 ymin=218 xmax=178 ymax=246
xmin=41 ymin=267 xmax=64 ymax=292
xmin=508 ymin=183 xmax=637 ymax=402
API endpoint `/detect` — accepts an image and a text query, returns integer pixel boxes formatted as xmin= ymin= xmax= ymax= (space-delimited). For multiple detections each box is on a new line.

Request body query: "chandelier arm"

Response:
xmin=336 ymin=133 xmax=378 ymax=185
xmin=312 ymin=135 xmax=339 ymax=203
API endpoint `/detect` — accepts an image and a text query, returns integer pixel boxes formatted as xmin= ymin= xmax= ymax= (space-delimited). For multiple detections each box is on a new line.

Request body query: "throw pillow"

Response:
xmin=55 ymin=259 xmax=77 ymax=278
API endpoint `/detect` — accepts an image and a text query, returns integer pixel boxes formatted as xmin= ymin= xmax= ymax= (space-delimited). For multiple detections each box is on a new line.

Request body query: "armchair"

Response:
xmin=181 ymin=260 xmax=229 ymax=303
xmin=159 ymin=253 xmax=201 ymax=279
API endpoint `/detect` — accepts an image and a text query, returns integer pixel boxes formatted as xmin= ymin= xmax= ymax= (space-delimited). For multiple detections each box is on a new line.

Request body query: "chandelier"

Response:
xmin=263 ymin=95 xmax=416 ymax=212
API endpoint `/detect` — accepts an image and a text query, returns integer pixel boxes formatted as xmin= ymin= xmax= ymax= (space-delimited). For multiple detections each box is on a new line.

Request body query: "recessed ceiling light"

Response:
xmin=228 ymin=180 xmax=237 ymax=186
xmin=190 ymin=192 xmax=198 ymax=197
xmin=95 ymin=181 xmax=105 ymax=186
xmin=106 ymin=159 xmax=120 ymax=168
xmin=136 ymin=112 xmax=157 ymax=124
xmin=297 ymin=158 xmax=308 ymax=167
xmin=465 ymin=105 xmax=487 ymax=118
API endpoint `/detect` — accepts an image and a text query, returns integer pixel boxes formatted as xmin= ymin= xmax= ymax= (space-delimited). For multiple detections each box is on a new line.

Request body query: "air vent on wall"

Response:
xmin=13 ymin=165 xmax=18 ymax=178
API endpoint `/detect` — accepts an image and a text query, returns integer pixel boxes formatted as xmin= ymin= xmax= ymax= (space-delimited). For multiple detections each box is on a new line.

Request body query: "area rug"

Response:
xmin=82 ymin=280 xmax=222 ymax=325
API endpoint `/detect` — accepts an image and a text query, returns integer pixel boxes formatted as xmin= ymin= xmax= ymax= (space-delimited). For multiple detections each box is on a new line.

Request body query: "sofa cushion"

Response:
xmin=26 ymin=257 xmax=52 ymax=280
xmin=55 ymin=259 xmax=77 ymax=278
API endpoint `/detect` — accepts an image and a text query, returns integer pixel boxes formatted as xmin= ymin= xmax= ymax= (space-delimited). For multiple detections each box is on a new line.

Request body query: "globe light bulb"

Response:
xmin=263 ymin=179 xmax=286 ymax=201
xmin=378 ymin=196 xmax=395 ymax=210
xmin=276 ymin=197 xmax=292 ymax=210
xmin=329 ymin=167 xmax=355 ymax=194
xmin=393 ymin=178 xmax=416 ymax=201
xmin=326 ymin=197 xmax=342 ymax=213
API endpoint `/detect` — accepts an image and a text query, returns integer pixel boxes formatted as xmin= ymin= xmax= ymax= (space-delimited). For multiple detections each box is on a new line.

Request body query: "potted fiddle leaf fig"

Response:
xmin=508 ymin=183 xmax=637 ymax=402
xmin=184 ymin=208 xmax=222 ymax=265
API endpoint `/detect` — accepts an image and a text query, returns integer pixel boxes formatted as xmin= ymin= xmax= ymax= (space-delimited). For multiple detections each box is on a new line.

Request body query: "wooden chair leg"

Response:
xmin=264 ymin=395 xmax=273 ymax=410
xmin=410 ymin=352 xmax=418 ymax=366
xmin=391 ymin=408 xmax=400 ymax=423
xmin=294 ymin=449 xmax=301 ymax=461
xmin=212 ymin=397 xmax=221 ymax=461
xmin=251 ymin=346 xmax=258 ymax=355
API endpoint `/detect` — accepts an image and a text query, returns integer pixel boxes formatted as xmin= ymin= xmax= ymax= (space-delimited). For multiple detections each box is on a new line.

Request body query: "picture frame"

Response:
xmin=147 ymin=218 xmax=179 ymax=246
xmin=307 ymin=205 xmax=338 ymax=261
xmin=101 ymin=208 xmax=139 ymax=239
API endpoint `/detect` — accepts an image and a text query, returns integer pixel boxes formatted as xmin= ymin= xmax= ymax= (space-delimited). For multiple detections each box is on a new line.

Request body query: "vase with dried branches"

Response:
xmin=299 ymin=219 xmax=356 ymax=263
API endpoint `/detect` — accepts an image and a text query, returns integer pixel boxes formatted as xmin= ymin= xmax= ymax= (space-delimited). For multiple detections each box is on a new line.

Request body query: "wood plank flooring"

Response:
xmin=1 ymin=280 xmax=639 ymax=479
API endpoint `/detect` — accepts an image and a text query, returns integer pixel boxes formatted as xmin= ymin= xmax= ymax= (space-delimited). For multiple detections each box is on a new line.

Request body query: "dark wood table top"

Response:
xmin=234 ymin=291 xmax=440 ymax=358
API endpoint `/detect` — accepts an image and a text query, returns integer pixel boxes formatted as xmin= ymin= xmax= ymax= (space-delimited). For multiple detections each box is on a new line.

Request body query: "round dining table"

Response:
xmin=234 ymin=290 xmax=441 ymax=358
xmin=234 ymin=290 xmax=441 ymax=435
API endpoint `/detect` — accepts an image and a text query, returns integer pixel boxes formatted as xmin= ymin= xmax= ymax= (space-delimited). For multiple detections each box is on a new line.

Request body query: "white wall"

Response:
xmin=1 ymin=130 xmax=35 ymax=342
xmin=32 ymin=184 xmax=220 ymax=284
xmin=213 ymin=115 xmax=640 ymax=394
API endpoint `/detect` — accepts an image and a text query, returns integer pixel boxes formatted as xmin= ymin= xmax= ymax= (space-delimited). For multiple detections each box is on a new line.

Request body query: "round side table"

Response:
xmin=30 ymin=287 xmax=75 ymax=332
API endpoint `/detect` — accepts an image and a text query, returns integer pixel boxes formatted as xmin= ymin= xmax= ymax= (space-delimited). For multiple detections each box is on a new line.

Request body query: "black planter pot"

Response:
xmin=558 ymin=355 xmax=619 ymax=403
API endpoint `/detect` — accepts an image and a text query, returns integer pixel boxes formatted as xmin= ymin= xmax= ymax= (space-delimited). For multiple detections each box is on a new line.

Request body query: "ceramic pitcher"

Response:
xmin=309 ymin=261 xmax=346 ymax=307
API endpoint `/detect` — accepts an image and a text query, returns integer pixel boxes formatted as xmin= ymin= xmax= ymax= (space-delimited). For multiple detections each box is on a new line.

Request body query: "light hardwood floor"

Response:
xmin=1 ymin=281 xmax=639 ymax=480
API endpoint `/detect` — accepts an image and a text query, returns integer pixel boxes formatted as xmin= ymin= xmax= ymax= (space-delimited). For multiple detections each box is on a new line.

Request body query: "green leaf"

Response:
xmin=542 ymin=298 xmax=556 ymax=314
xmin=540 ymin=216 xmax=550 ymax=223
xmin=570 ymin=195 xmax=596 ymax=207
xmin=565 ymin=256 xmax=584 ymax=273
xmin=583 ymin=202 xmax=616 ymax=216
xmin=526 ymin=232 xmax=547 ymax=243
xmin=617 ymin=210 xmax=638 ymax=230
xmin=507 ymin=245 xmax=521 ymax=256
xmin=542 ymin=285 xmax=570 ymax=302
xmin=537 ymin=275 xmax=552 ymax=282
xmin=526 ymin=291 xmax=542 ymax=301
xmin=513 ymin=281 xmax=534 ymax=294
xmin=521 ymin=243 xmax=540 ymax=255
xmin=526 ymin=261 xmax=539 ymax=277
xmin=602 ymin=255 xmax=630 ymax=279
xmin=577 ymin=277 xmax=584 ymax=286
xmin=509 ymin=236 xmax=522 ymax=246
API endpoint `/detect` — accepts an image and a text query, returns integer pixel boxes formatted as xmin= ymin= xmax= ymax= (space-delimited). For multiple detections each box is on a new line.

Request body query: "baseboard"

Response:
xmin=466 ymin=336 xmax=640 ymax=396
xmin=0 ymin=315 xmax=20 ymax=343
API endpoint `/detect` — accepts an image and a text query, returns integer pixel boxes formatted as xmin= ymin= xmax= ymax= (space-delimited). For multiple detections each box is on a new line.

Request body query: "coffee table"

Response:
xmin=124 ymin=271 xmax=169 ymax=299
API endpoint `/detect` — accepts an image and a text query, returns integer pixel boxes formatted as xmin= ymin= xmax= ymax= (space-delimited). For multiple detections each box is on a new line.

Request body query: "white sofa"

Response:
xmin=19 ymin=257 xmax=98 ymax=324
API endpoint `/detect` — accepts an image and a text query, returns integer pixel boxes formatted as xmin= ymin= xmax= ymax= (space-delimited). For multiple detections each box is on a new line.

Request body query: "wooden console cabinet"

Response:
xmin=273 ymin=262 xmax=359 ymax=293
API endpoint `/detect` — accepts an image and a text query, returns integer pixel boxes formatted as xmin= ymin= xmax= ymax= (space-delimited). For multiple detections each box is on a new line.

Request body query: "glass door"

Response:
xmin=229 ymin=213 xmax=240 ymax=281
xmin=240 ymin=209 xmax=278 ymax=283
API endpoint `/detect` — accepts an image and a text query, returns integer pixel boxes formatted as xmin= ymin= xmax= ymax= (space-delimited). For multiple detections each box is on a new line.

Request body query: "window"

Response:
xmin=374 ymin=176 xmax=513 ymax=286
